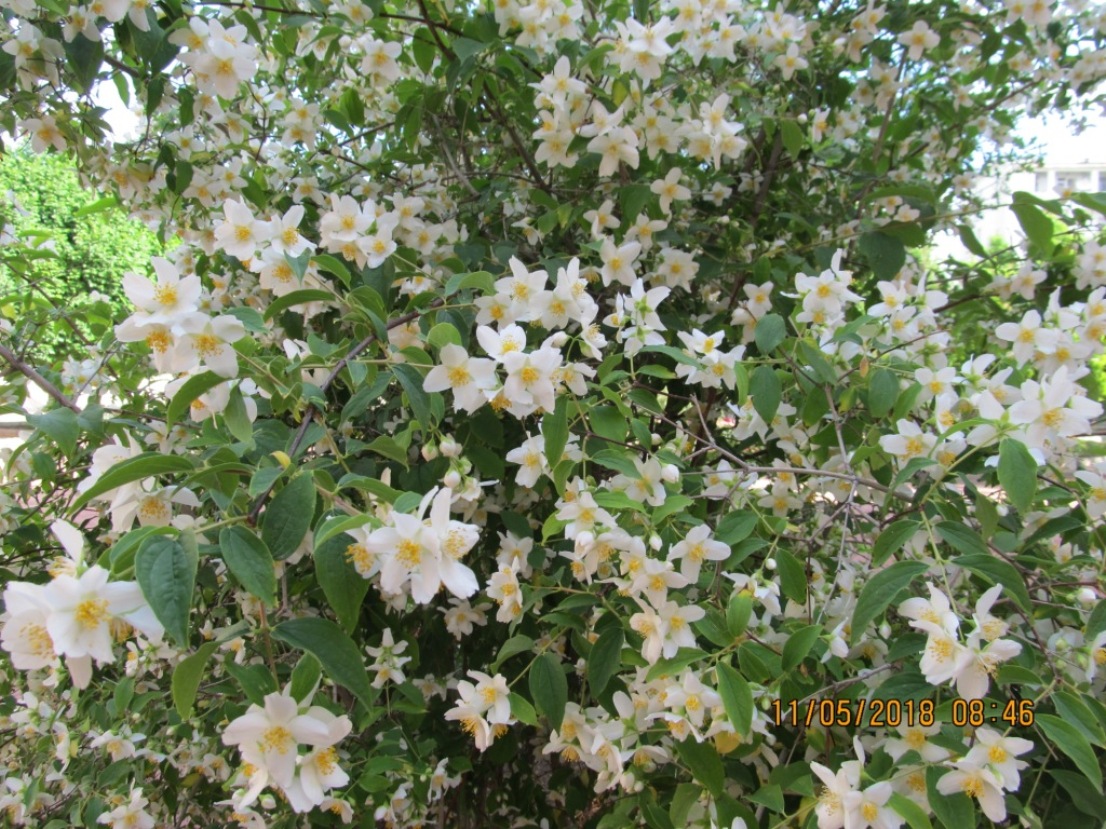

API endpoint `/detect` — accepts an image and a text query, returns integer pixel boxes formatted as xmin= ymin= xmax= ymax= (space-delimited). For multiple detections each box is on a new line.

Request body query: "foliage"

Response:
xmin=0 ymin=147 xmax=161 ymax=365
xmin=0 ymin=1 xmax=1105 ymax=828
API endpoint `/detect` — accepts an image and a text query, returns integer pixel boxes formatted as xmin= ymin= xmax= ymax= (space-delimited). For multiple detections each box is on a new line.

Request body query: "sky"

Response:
xmin=1018 ymin=112 xmax=1106 ymax=165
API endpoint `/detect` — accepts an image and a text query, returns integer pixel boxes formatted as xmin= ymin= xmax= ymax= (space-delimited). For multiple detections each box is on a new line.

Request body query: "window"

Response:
xmin=1035 ymin=172 xmax=1049 ymax=192
xmin=1055 ymin=170 xmax=1092 ymax=193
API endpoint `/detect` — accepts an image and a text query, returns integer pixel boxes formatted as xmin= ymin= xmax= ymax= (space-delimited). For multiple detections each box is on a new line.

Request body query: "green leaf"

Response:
xmin=726 ymin=593 xmax=753 ymax=637
xmin=314 ymin=533 xmax=370 ymax=633
xmin=224 ymin=386 xmax=254 ymax=443
xmin=953 ymin=554 xmax=1032 ymax=613
xmin=754 ymin=313 xmax=787 ymax=353
xmin=590 ymin=405 xmax=629 ymax=442
xmin=859 ymin=231 xmax=906 ymax=280
xmin=868 ymin=369 xmax=899 ymax=419
xmin=74 ymin=195 xmax=120 ymax=217
xmin=135 ymin=536 xmax=197 ymax=647
xmin=223 ymin=662 xmax=275 ymax=706
xmin=366 ymin=436 xmax=410 ymax=468
xmin=263 ymin=289 xmax=335 ymax=321
xmin=588 ymin=626 xmax=624 ymax=696
xmin=715 ymin=662 xmax=753 ymax=735
xmin=314 ymin=252 xmax=354 ymax=287
xmin=750 ymin=365 xmax=781 ymax=424
xmin=1053 ymin=690 xmax=1106 ymax=748
xmin=509 ymin=692 xmax=538 ymax=726
xmin=998 ymin=439 xmax=1037 ymax=513
xmin=313 ymin=513 xmax=374 ymax=549
xmin=492 ymin=634 xmax=535 ymax=671
xmin=715 ymin=512 xmax=757 ymax=547
xmin=781 ymin=624 xmax=821 ymax=671
xmin=957 ymin=224 xmax=987 ymax=257
xmin=1037 ymin=714 xmax=1103 ymax=789
xmin=64 ymin=35 xmax=103 ymax=92
xmin=645 ymin=647 xmax=709 ymax=682
xmin=796 ymin=340 xmax=836 ymax=384
xmin=542 ymin=396 xmax=569 ymax=469
xmin=1050 ymin=770 xmax=1106 ymax=818
xmin=619 ymin=184 xmax=653 ymax=224
xmin=1086 ymin=600 xmax=1106 ymax=639
xmin=780 ymin=119 xmax=804 ymax=157
xmin=426 ymin=322 xmax=462 ymax=352
xmin=166 ymin=370 xmax=226 ymax=425
xmin=170 ymin=641 xmax=218 ymax=719
xmin=872 ymin=520 xmax=920 ymax=566
xmin=262 ymin=472 xmax=316 ymax=560
xmin=218 ymin=527 xmax=277 ymax=607
xmin=271 ymin=617 xmax=373 ymax=707
xmin=1010 ymin=201 xmax=1054 ymax=255
xmin=289 ymin=654 xmax=322 ymax=703
xmin=27 ymin=408 xmax=79 ymax=456
xmin=850 ymin=560 xmax=930 ymax=645
xmin=71 ymin=452 xmax=196 ymax=514
xmin=591 ymin=449 xmax=641 ymax=479
xmin=776 ymin=549 xmax=807 ymax=604
xmin=935 ymin=522 xmax=988 ymax=557
xmin=674 ymin=738 xmax=724 ymax=797
xmin=452 ymin=36 xmax=488 ymax=63
xmin=748 ymin=783 xmax=784 ymax=814
xmin=392 ymin=363 xmax=434 ymax=432
xmin=926 ymin=767 xmax=974 ymax=829
xmin=889 ymin=792 xmax=933 ymax=829
xmin=529 ymin=652 xmax=568 ymax=730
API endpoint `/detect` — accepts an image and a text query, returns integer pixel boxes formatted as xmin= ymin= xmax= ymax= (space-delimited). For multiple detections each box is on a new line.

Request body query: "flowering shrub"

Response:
xmin=1 ymin=0 xmax=1106 ymax=827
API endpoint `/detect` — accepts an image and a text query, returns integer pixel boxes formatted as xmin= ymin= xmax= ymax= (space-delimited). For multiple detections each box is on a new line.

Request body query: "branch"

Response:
xmin=0 ymin=343 xmax=80 ymax=413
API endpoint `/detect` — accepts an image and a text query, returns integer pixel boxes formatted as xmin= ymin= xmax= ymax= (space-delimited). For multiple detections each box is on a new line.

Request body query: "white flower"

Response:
xmin=878 ymin=419 xmax=936 ymax=461
xmin=1008 ymin=366 xmax=1102 ymax=447
xmin=221 ymin=690 xmax=343 ymax=798
xmin=965 ymin=726 xmax=1033 ymax=790
xmin=810 ymin=761 xmax=858 ymax=829
xmin=898 ymin=20 xmax=939 ymax=61
xmin=367 ymin=488 xmax=479 ymax=604
xmin=97 ymin=789 xmax=155 ymax=829
xmin=119 ymin=257 xmax=202 ymax=328
xmin=42 ymin=566 xmax=164 ymax=688
xmin=667 ymin=525 xmax=730 ymax=582
xmin=173 ymin=313 xmax=246 ymax=377
xmin=423 ymin=344 xmax=498 ymax=414
xmin=213 ymin=198 xmax=271 ymax=261
xmin=936 ymin=762 xmax=1007 ymax=822
xmin=994 ymin=310 xmax=1057 ymax=365
xmin=899 ymin=582 xmax=959 ymax=636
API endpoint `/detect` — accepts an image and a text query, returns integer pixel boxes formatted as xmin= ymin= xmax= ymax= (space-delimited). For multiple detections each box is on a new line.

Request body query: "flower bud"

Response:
xmin=439 ymin=436 xmax=460 ymax=457
xmin=1077 ymin=587 xmax=1097 ymax=605
xmin=421 ymin=442 xmax=439 ymax=461
xmin=661 ymin=463 xmax=679 ymax=483
xmin=765 ymin=558 xmax=777 ymax=570
xmin=648 ymin=534 xmax=662 ymax=551
xmin=443 ymin=470 xmax=462 ymax=489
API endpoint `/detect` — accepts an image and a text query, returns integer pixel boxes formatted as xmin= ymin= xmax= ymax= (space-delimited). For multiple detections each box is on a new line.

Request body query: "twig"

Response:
xmin=0 ymin=343 xmax=80 ymax=412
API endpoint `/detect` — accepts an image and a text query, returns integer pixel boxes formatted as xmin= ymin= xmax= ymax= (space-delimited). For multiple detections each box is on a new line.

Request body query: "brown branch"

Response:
xmin=0 ymin=343 xmax=80 ymax=413
xmin=482 ymin=87 xmax=553 ymax=195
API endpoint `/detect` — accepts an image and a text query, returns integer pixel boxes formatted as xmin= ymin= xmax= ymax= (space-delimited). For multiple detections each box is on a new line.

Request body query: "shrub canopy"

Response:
xmin=1 ymin=0 xmax=1105 ymax=827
